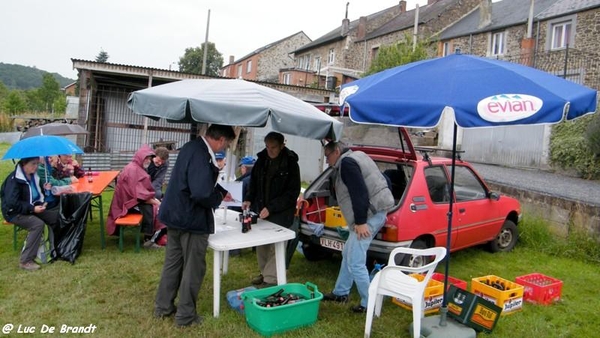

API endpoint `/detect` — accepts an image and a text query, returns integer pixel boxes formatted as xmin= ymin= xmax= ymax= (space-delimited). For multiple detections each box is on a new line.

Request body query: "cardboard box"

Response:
xmin=447 ymin=285 xmax=502 ymax=333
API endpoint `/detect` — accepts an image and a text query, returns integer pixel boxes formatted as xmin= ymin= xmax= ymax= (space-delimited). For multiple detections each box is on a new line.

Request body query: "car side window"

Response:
xmin=453 ymin=166 xmax=487 ymax=201
xmin=424 ymin=166 xmax=449 ymax=203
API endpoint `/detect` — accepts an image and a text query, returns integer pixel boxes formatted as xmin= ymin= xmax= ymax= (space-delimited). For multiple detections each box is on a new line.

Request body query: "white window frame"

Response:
xmin=546 ymin=15 xmax=576 ymax=51
xmin=246 ymin=60 xmax=252 ymax=73
xmin=282 ymin=73 xmax=291 ymax=85
xmin=490 ymin=31 xmax=505 ymax=56
xmin=237 ymin=65 xmax=243 ymax=78
xmin=442 ymin=41 xmax=450 ymax=56
xmin=551 ymin=21 xmax=572 ymax=49
xmin=314 ymin=56 xmax=321 ymax=72
xmin=328 ymin=48 xmax=335 ymax=65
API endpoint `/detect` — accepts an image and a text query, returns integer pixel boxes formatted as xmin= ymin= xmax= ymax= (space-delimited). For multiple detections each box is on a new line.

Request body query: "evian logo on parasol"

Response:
xmin=339 ymin=85 xmax=359 ymax=105
xmin=477 ymin=94 xmax=543 ymax=122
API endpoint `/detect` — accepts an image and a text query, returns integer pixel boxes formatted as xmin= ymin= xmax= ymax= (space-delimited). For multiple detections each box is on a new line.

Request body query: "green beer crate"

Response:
xmin=447 ymin=285 xmax=502 ymax=333
xmin=242 ymin=282 xmax=323 ymax=337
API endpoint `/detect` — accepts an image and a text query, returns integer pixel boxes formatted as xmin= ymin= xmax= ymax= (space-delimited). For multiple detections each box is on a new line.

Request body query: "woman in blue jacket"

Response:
xmin=1 ymin=157 xmax=59 ymax=271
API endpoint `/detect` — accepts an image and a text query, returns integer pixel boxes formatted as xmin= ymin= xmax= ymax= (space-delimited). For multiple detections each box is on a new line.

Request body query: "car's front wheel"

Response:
xmin=489 ymin=220 xmax=518 ymax=252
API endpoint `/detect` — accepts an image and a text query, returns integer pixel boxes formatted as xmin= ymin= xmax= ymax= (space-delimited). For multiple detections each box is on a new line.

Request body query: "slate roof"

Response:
xmin=536 ymin=0 xmax=600 ymax=19
xmin=234 ymin=31 xmax=309 ymax=63
xmin=439 ymin=0 xmax=558 ymax=39
xmin=365 ymin=0 xmax=464 ymax=40
xmin=292 ymin=6 xmax=395 ymax=54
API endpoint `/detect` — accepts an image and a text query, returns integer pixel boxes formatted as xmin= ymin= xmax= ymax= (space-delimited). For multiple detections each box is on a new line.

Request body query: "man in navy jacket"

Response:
xmin=154 ymin=124 xmax=236 ymax=327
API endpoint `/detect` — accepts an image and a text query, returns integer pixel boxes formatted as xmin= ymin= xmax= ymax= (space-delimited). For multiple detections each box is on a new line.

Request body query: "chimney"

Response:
xmin=357 ymin=17 xmax=367 ymax=40
xmin=399 ymin=0 xmax=407 ymax=13
xmin=341 ymin=2 xmax=350 ymax=36
xmin=229 ymin=55 xmax=234 ymax=65
xmin=479 ymin=0 xmax=492 ymax=29
xmin=341 ymin=18 xmax=350 ymax=36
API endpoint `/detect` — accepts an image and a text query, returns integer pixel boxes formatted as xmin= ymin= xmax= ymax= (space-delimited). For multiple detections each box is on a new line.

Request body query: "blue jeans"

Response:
xmin=332 ymin=211 xmax=387 ymax=307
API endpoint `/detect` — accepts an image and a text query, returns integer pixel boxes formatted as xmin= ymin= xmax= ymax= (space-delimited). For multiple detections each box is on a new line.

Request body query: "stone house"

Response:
xmin=436 ymin=0 xmax=600 ymax=168
xmin=285 ymin=0 xmax=481 ymax=92
xmin=220 ymin=31 xmax=311 ymax=83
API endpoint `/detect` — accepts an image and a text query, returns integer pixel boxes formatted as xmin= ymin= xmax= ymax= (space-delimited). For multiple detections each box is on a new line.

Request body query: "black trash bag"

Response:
xmin=55 ymin=192 xmax=92 ymax=264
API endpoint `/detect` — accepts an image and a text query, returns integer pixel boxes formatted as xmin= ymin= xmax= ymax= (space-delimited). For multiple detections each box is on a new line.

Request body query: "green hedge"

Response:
xmin=550 ymin=114 xmax=600 ymax=179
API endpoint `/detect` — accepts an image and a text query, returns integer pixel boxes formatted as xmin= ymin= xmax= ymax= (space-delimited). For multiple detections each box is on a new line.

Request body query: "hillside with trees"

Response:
xmin=0 ymin=63 xmax=75 ymax=90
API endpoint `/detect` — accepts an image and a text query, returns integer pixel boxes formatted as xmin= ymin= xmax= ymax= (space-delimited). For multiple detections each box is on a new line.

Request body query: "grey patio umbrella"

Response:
xmin=21 ymin=122 xmax=89 ymax=140
xmin=127 ymin=79 xmax=344 ymax=141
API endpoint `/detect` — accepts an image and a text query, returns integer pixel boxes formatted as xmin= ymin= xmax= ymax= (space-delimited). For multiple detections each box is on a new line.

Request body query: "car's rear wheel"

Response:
xmin=400 ymin=239 xmax=431 ymax=267
xmin=489 ymin=220 xmax=518 ymax=252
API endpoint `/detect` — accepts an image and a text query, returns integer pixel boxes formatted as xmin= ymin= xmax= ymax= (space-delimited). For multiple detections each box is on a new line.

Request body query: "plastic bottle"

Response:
xmin=369 ymin=262 xmax=385 ymax=281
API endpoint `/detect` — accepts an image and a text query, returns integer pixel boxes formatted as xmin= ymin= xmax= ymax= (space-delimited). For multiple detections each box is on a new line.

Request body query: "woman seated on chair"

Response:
xmin=37 ymin=156 xmax=76 ymax=210
xmin=1 ymin=157 xmax=59 ymax=271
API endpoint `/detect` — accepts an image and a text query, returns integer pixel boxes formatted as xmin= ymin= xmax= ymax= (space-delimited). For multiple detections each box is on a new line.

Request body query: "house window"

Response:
xmin=297 ymin=55 xmax=310 ymax=70
xmin=551 ymin=21 xmax=572 ymax=49
xmin=371 ymin=46 xmax=379 ymax=61
xmin=246 ymin=60 xmax=252 ymax=73
xmin=328 ymin=48 xmax=335 ymax=64
xmin=282 ymin=73 xmax=291 ymax=85
xmin=442 ymin=42 xmax=450 ymax=56
xmin=491 ymin=31 xmax=505 ymax=56
xmin=314 ymin=56 xmax=321 ymax=72
xmin=237 ymin=65 xmax=243 ymax=78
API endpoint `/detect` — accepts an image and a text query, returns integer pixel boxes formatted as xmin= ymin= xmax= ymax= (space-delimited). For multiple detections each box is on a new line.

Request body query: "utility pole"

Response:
xmin=201 ymin=9 xmax=211 ymax=75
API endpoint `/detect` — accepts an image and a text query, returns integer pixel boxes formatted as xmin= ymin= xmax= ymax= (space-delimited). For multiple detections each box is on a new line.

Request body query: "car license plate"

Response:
xmin=320 ymin=237 xmax=344 ymax=251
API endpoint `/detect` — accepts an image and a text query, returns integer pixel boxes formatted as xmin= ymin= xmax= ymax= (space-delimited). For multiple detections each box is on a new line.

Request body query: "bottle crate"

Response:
xmin=515 ymin=273 xmax=563 ymax=305
xmin=471 ymin=275 xmax=524 ymax=315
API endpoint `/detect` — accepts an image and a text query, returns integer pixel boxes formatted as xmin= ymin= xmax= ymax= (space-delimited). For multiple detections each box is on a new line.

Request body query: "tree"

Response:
xmin=366 ymin=33 xmax=429 ymax=76
xmin=96 ymin=49 xmax=109 ymax=63
xmin=178 ymin=42 xmax=223 ymax=76
xmin=2 ymin=91 xmax=27 ymax=114
xmin=38 ymin=73 xmax=61 ymax=112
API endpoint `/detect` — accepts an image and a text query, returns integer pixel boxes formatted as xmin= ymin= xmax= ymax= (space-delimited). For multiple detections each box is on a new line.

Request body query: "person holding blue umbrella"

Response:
xmin=1 ymin=157 xmax=59 ymax=271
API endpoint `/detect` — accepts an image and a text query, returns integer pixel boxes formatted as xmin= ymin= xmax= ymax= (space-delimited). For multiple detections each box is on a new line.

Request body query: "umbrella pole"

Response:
xmin=418 ymin=123 xmax=475 ymax=337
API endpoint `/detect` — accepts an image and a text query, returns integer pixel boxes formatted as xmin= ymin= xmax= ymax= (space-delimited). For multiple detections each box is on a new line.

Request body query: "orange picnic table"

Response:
xmin=72 ymin=170 xmax=120 ymax=249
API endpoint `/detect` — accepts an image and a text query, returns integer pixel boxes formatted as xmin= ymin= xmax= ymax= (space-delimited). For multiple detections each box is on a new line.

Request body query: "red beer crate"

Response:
xmin=515 ymin=273 xmax=563 ymax=305
xmin=432 ymin=272 xmax=468 ymax=291
xmin=471 ymin=275 xmax=524 ymax=315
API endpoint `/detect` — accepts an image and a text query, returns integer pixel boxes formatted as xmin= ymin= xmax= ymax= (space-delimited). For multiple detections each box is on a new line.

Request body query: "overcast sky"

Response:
xmin=0 ymin=0 xmax=428 ymax=79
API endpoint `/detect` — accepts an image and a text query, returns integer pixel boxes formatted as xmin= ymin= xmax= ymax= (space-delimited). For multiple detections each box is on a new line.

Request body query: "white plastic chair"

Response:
xmin=364 ymin=246 xmax=447 ymax=338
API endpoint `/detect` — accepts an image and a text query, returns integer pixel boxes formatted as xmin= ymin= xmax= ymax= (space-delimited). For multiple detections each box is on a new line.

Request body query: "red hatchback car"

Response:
xmin=298 ymin=127 xmax=521 ymax=264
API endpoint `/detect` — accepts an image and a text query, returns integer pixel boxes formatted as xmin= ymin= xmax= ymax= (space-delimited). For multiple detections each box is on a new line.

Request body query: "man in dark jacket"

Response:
xmin=154 ymin=124 xmax=236 ymax=327
xmin=243 ymin=132 xmax=301 ymax=287
xmin=147 ymin=146 xmax=169 ymax=199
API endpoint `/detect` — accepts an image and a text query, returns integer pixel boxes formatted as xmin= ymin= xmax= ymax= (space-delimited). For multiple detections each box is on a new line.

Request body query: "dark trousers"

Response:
xmin=11 ymin=209 xmax=59 ymax=264
xmin=133 ymin=203 xmax=154 ymax=236
xmin=155 ymin=228 xmax=209 ymax=326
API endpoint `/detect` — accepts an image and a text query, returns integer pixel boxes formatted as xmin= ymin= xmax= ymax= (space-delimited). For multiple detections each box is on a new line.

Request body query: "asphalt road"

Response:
xmin=471 ymin=163 xmax=600 ymax=207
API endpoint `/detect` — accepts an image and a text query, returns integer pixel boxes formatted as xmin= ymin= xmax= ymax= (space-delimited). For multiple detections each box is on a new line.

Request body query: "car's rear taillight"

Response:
xmin=376 ymin=223 xmax=398 ymax=241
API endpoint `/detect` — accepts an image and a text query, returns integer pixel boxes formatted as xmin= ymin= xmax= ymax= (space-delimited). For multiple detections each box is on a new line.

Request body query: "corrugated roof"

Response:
xmin=292 ymin=5 xmax=397 ymax=54
xmin=365 ymin=0 xmax=463 ymax=40
xmin=440 ymin=0 xmax=558 ymax=40
xmin=536 ymin=0 xmax=600 ymax=19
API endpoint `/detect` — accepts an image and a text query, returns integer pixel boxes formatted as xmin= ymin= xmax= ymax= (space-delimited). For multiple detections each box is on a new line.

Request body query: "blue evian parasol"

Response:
xmin=341 ymin=53 xmax=597 ymax=337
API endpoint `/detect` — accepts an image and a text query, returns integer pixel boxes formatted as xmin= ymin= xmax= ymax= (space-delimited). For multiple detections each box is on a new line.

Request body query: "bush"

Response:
xmin=0 ymin=114 xmax=13 ymax=132
xmin=550 ymin=115 xmax=600 ymax=179
xmin=586 ymin=113 xmax=600 ymax=157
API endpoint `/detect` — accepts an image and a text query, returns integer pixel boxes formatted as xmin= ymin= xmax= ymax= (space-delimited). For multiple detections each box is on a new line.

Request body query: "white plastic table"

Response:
xmin=209 ymin=208 xmax=296 ymax=317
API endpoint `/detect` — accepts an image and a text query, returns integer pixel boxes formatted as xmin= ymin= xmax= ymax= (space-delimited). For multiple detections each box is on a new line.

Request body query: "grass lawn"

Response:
xmin=0 ymin=143 xmax=599 ymax=337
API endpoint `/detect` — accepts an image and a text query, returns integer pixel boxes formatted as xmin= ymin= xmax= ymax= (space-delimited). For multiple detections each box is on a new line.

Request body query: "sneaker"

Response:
xmin=351 ymin=305 xmax=367 ymax=313
xmin=251 ymin=274 xmax=264 ymax=285
xmin=322 ymin=292 xmax=348 ymax=303
xmin=19 ymin=261 xmax=41 ymax=271
xmin=143 ymin=240 xmax=163 ymax=249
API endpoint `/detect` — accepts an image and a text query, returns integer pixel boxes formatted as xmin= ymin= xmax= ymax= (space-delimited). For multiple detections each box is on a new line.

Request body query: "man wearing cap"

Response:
xmin=236 ymin=156 xmax=255 ymax=200
xmin=214 ymin=152 xmax=228 ymax=182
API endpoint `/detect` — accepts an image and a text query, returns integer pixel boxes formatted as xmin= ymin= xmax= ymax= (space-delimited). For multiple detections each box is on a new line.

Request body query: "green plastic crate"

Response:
xmin=242 ymin=282 xmax=323 ymax=336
